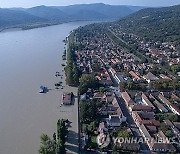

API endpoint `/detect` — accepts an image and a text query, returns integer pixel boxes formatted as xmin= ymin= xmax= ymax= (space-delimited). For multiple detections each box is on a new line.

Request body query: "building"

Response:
xmin=114 ymin=72 xmax=127 ymax=84
xmin=107 ymin=115 xmax=125 ymax=127
xmin=141 ymin=93 xmax=156 ymax=110
xmin=98 ymin=106 xmax=118 ymax=115
xmin=62 ymin=92 xmax=73 ymax=105
xmin=158 ymin=94 xmax=180 ymax=115
xmin=130 ymin=104 xmax=152 ymax=112
xmin=149 ymin=94 xmax=168 ymax=113
xmin=121 ymin=91 xmax=136 ymax=107
xmin=164 ymin=119 xmax=180 ymax=137
xmin=107 ymin=96 xmax=127 ymax=127
xmin=93 ymin=92 xmax=106 ymax=101
xmin=143 ymin=72 xmax=159 ymax=83
xmin=129 ymin=70 xmax=141 ymax=81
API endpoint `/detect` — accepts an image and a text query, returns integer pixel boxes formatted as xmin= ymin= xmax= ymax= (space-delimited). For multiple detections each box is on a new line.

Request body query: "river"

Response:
xmin=0 ymin=21 xmax=95 ymax=154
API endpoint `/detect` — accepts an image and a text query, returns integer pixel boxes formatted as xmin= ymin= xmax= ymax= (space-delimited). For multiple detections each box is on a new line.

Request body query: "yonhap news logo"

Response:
xmin=113 ymin=137 xmax=179 ymax=144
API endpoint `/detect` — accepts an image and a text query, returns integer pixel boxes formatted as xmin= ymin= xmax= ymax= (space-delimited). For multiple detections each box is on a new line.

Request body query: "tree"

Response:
xmin=39 ymin=134 xmax=55 ymax=154
xmin=118 ymin=130 xmax=132 ymax=138
xmin=127 ymin=82 xmax=133 ymax=90
xmin=87 ymin=121 xmax=96 ymax=133
xmin=99 ymin=87 xmax=106 ymax=92
xmin=119 ymin=82 xmax=127 ymax=91
xmin=39 ymin=119 xmax=67 ymax=154
xmin=140 ymin=83 xmax=146 ymax=91
xmin=168 ymin=114 xmax=178 ymax=122
xmin=92 ymin=63 xmax=101 ymax=72
xmin=171 ymin=65 xmax=180 ymax=74
xmin=80 ymin=100 xmax=97 ymax=123
xmin=79 ymin=74 xmax=97 ymax=94
xmin=165 ymin=130 xmax=174 ymax=138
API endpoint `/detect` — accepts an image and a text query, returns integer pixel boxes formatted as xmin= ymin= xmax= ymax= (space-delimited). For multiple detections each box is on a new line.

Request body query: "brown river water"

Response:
xmin=0 ymin=21 xmax=95 ymax=154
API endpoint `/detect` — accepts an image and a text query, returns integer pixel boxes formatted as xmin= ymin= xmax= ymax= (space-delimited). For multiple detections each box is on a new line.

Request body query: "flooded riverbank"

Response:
xmin=0 ymin=21 xmax=95 ymax=154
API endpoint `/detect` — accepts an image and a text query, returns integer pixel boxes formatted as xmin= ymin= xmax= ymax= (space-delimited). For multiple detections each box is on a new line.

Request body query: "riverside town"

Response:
xmin=0 ymin=1 xmax=179 ymax=154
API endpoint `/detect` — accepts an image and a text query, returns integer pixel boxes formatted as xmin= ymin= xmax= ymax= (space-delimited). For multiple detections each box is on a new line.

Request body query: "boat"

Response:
xmin=39 ymin=85 xmax=48 ymax=93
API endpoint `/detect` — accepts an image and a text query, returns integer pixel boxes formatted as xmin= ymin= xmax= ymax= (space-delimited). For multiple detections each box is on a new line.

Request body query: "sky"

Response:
xmin=0 ymin=0 xmax=179 ymax=8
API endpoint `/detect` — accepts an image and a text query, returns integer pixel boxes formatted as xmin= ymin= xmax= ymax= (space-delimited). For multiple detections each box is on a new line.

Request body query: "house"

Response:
xmin=93 ymin=92 xmax=106 ymax=101
xmin=98 ymin=122 xmax=108 ymax=132
xmin=109 ymin=67 xmax=117 ymax=76
xmin=106 ymin=115 xmax=125 ymax=127
xmin=158 ymin=94 xmax=180 ymax=115
xmin=164 ymin=120 xmax=180 ymax=137
xmin=171 ymin=93 xmax=180 ymax=101
xmin=114 ymin=72 xmax=127 ymax=84
xmin=143 ymin=72 xmax=159 ymax=83
xmin=141 ymin=93 xmax=156 ymax=110
xmin=105 ymin=91 xmax=114 ymax=103
xmin=121 ymin=91 xmax=136 ymax=107
xmin=62 ymin=92 xmax=73 ymax=105
xmin=98 ymin=106 xmax=118 ymax=115
xmin=129 ymin=70 xmax=141 ymax=81
xmin=111 ymin=96 xmax=127 ymax=122
xmin=132 ymin=111 xmax=160 ymax=130
xmin=130 ymin=104 xmax=152 ymax=112
xmin=159 ymin=74 xmax=172 ymax=80
xmin=137 ymin=118 xmax=175 ymax=152
xmin=149 ymin=94 xmax=168 ymax=113
xmin=139 ymin=123 xmax=152 ymax=139
xmin=115 ymin=107 xmax=126 ymax=122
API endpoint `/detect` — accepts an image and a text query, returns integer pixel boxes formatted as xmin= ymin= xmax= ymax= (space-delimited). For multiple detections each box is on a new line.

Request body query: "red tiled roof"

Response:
xmin=141 ymin=120 xmax=160 ymax=127
xmin=131 ymin=105 xmax=152 ymax=111
xmin=121 ymin=92 xmax=135 ymax=106
xmin=129 ymin=71 xmax=141 ymax=80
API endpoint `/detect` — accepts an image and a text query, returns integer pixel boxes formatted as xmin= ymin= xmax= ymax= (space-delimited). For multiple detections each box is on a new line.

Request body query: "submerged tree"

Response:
xmin=39 ymin=119 xmax=67 ymax=154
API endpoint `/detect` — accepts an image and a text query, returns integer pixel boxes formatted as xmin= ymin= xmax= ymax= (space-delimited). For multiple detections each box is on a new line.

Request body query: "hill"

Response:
xmin=0 ymin=8 xmax=47 ymax=29
xmin=113 ymin=4 xmax=180 ymax=44
xmin=26 ymin=6 xmax=68 ymax=22
xmin=0 ymin=3 xmax=143 ymax=30
xmin=54 ymin=3 xmax=143 ymax=20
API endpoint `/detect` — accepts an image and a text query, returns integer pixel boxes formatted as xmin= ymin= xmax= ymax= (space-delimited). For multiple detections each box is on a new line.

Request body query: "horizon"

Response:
xmin=0 ymin=0 xmax=180 ymax=8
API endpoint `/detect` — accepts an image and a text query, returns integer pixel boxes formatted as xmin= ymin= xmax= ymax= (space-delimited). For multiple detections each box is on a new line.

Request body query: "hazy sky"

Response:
xmin=0 ymin=0 xmax=179 ymax=8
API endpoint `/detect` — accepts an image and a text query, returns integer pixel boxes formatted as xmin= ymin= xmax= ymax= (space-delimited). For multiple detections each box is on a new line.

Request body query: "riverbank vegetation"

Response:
xmin=79 ymin=74 xmax=98 ymax=95
xmin=65 ymin=33 xmax=82 ymax=87
xmin=39 ymin=119 xmax=67 ymax=154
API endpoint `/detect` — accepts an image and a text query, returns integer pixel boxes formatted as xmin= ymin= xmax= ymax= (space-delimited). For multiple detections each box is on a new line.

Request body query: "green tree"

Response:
xmin=119 ymin=82 xmax=127 ymax=91
xmin=99 ymin=87 xmax=106 ymax=92
xmin=171 ymin=65 xmax=180 ymax=74
xmin=118 ymin=130 xmax=132 ymax=138
xmin=80 ymin=100 xmax=97 ymax=123
xmin=165 ymin=130 xmax=174 ymax=138
xmin=39 ymin=134 xmax=55 ymax=154
xmin=79 ymin=74 xmax=97 ymax=94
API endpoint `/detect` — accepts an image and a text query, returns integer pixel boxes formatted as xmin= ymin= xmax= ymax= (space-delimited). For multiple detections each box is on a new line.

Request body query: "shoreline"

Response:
xmin=60 ymin=37 xmax=79 ymax=154
xmin=0 ymin=20 xmax=102 ymax=33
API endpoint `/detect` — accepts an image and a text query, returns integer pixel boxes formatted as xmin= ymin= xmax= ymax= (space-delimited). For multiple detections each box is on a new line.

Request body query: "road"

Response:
xmin=104 ymin=62 xmax=150 ymax=153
